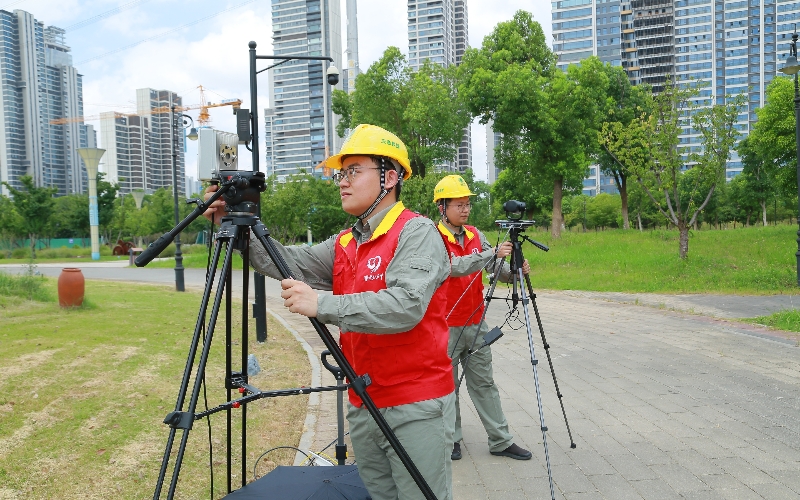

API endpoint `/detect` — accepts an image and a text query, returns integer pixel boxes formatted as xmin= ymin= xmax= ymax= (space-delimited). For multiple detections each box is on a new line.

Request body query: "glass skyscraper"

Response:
xmin=265 ymin=0 xmax=342 ymax=181
xmin=0 ymin=9 xmax=91 ymax=196
xmin=552 ymin=0 xmax=788 ymax=189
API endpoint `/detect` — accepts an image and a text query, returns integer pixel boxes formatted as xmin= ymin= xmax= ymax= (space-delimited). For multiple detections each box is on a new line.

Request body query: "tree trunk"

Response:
xmin=620 ymin=176 xmax=630 ymax=229
xmin=761 ymin=200 xmax=767 ymax=226
xmin=29 ymin=233 xmax=36 ymax=259
xmin=746 ymin=213 xmax=751 ymax=226
xmin=551 ymin=176 xmax=563 ymax=239
xmin=678 ymin=223 xmax=689 ymax=260
xmin=637 ymin=211 xmax=643 ymax=232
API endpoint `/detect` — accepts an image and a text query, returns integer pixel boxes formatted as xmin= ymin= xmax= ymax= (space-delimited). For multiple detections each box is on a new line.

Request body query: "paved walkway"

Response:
xmin=3 ymin=263 xmax=799 ymax=499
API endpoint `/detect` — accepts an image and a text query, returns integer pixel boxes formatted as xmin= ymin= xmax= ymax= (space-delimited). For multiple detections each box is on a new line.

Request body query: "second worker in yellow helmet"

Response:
xmin=433 ymin=174 xmax=533 ymax=462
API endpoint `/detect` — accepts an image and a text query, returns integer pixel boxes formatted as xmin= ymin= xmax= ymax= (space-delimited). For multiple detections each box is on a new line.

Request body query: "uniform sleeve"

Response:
xmin=316 ymin=218 xmax=450 ymax=333
xmin=449 ymin=229 xmax=515 ymax=283
xmin=248 ymin=232 xmax=336 ymax=291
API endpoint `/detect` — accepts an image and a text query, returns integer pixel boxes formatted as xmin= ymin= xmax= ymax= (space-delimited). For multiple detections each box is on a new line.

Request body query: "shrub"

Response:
xmin=11 ymin=248 xmax=30 ymax=259
xmin=0 ymin=269 xmax=53 ymax=302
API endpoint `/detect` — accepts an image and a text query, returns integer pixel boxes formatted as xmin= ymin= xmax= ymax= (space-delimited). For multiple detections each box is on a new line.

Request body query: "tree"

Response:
xmin=603 ymin=81 xmax=744 ymax=259
xmin=597 ymin=71 xmax=651 ymax=229
xmin=95 ymin=173 xmax=121 ymax=245
xmin=0 ymin=194 xmax=23 ymax=250
xmin=459 ymin=12 xmax=610 ymax=238
xmin=740 ymin=77 xmax=800 ymax=225
xmin=332 ymin=47 xmax=471 ymax=177
xmin=586 ymin=193 xmax=621 ymax=230
xmin=261 ymin=174 xmax=351 ymax=245
xmin=2 ymin=176 xmax=58 ymax=258
xmin=50 ymin=194 xmax=89 ymax=239
xmin=736 ymin=137 xmax=775 ymax=226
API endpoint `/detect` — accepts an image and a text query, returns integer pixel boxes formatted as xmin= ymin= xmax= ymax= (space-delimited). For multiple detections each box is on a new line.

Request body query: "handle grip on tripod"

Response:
xmin=524 ymin=236 xmax=550 ymax=252
xmin=321 ymin=350 xmax=343 ymax=380
xmin=134 ymin=183 xmax=230 ymax=267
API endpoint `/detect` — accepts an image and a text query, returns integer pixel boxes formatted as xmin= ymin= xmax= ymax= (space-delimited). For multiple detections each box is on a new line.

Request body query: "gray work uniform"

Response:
xmin=446 ymin=225 xmax=515 ymax=453
xmin=249 ymin=202 xmax=456 ymax=500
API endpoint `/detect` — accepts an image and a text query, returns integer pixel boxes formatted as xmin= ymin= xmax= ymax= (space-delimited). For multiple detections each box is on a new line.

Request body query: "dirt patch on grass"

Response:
xmin=0 ymin=399 xmax=64 ymax=459
xmin=0 ymin=349 xmax=60 ymax=380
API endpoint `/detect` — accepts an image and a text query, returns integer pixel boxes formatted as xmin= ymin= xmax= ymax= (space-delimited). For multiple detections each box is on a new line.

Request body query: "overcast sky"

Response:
xmin=16 ymin=0 xmax=551 ymax=182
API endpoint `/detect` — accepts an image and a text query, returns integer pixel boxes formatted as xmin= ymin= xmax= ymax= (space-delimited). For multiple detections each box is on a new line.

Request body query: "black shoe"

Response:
xmin=490 ymin=443 xmax=532 ymax=460
xmin=451 ymin=442 xmax=462 ymax=461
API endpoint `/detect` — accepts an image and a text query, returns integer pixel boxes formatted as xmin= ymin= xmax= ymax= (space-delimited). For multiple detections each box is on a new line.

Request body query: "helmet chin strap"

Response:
xmin=357 ymin=157 xmax=392 ymax=220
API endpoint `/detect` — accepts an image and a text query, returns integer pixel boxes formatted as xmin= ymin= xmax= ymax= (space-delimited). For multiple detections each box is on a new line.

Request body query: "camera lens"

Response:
xmin=503 ymin=200 xmax=526 ymax=213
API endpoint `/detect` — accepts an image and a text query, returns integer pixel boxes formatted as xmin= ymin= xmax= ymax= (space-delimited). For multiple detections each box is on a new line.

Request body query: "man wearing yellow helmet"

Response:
xmin=204 ymin=124 xmax=455 ymax=500
xmin=433 ymin=174 xmax=532 ymax=462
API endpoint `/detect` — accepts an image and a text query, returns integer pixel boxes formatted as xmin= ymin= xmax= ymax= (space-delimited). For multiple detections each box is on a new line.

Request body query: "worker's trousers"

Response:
xmin=448 ymin=321 xmax=514 ymax=452
xmin=348 ymin=392 xmax=456 ymax=500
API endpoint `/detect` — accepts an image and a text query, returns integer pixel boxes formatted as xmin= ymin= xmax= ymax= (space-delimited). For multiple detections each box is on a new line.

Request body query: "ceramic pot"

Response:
xmin=58 ymin=268 xmax=84 ymax=307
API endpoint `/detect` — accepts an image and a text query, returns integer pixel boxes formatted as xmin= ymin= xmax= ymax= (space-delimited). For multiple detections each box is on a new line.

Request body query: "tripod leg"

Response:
xmin=226 ymin=248 xmax=233 ymax=493
xmin=524 ymin=273 xmax=576 ymax=449
xmin=518 ymin=268 xmax=556 ymax=500
xmin=241 ymin=229 xmax=250 ymax=485
xmin=164 ymin=226 xmax=240 ymax=499
xmin=154 ymin=235 xmax=227 ymax=499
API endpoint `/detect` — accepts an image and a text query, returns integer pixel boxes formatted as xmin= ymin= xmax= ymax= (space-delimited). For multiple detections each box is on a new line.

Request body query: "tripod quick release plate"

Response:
xmin=495 ymin=219 xmax=536 ymax=230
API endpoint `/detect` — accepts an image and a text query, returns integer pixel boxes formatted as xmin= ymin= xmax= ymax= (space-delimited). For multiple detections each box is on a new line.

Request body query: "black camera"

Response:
xmin=503 ymin=200 xmax=526 ymax=214
xmin=213 ymin=170 xmax=266 ymax=215
xmin=496 ymin=199 xmax=535 ymax=229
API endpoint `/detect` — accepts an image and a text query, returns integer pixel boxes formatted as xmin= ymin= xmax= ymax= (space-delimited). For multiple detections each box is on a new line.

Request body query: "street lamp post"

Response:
xmin=247 ymin=41 xmax=338 ymax=342
xmin=779 ymin=31 xmax=800 ymax=286
xmin=170 ymin=105 xmax=199 ymax=292
xmin=77 ymin=148 xmax=106 ymax=260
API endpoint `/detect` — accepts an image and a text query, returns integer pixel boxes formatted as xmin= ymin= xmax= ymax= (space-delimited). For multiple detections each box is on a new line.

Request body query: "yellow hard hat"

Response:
xmin=325 ymin=124 xmax=412 ymax=180
xmin=433 ymin=175 xmax=475 ymax=202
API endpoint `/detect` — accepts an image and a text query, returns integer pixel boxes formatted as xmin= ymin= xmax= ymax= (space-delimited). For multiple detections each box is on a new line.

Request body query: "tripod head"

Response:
xmin=211 ymin=170 xmax=266 ymax=216
xmin=134 ymin=170 xmax=266 ymax=267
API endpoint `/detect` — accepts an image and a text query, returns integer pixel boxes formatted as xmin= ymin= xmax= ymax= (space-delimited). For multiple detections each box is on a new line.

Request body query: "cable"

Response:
xmin=253 ymin=446 xmax=310 ymax=480
xmin=64 ymin=0 xmax=150 ymax=31
xmin=319 ymin=432 xmax=351 ymax=453
xmin=76 ymin=0 xmax=259 ymax=65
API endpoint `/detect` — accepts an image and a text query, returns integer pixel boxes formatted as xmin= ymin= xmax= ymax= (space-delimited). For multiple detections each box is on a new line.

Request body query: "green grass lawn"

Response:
xmin=742 ymin=309 xmax=800 ymax=332
xmin=0 ymin=276 xmax=310 ymax=499
xmin=516 ymin=224 xmax=799 ymax=294
xmin=145 ymin=250 xmax=245 ymax=270
xmin=6 ymin=224 xmax=800 ymax=295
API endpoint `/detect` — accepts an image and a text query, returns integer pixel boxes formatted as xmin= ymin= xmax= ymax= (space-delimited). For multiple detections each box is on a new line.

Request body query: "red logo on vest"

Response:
xmin=365 ymin=255 xmax=383 ymax=282
xmin=366 ymin=256 xmax=382 ymax=273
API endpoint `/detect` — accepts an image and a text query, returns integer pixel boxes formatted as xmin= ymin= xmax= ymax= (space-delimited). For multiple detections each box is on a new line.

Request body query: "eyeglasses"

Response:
xmin=332 ymin=167 xmax=380 ymax=186
xmin=451 ymin=203 xmax=472 ymax=212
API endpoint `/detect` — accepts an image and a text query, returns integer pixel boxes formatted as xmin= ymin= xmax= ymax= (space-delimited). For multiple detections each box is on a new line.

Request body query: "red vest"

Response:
xmin=438 ymin=222 xmax=485 ymax=327
xmin=334 ymin=203 xmax=454 ymax=408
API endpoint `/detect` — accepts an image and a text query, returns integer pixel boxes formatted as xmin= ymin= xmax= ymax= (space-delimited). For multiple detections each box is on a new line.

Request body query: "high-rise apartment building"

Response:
xmin=100 ymin=88 xmax=184 ymax=195
xmin=552 ymin=0 xmax=785 ymax=188
xmin=408 ymin=0 xmax=472 ymax=173
xmin=265 ymin=0 xmax=342 ymax=181
xmin=0 ymin=10 xmax=92 ymax=197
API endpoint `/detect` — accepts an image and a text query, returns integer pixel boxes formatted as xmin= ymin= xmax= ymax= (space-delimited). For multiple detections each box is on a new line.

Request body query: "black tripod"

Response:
xmin=479 ymin=220 xmax=577 ymax=500
xmin=135 ymin=170 xmax=439 ymax=500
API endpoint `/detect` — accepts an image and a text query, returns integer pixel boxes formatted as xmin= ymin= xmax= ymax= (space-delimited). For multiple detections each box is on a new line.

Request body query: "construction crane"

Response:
xmin=49 ymin=85 xmax=242 ymax=125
